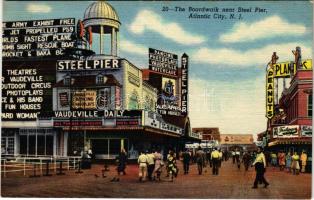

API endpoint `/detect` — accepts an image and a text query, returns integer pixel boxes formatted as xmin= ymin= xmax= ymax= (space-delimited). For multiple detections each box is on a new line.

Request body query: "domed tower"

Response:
xmin=83 ymin=1 xmax=120 ymax=56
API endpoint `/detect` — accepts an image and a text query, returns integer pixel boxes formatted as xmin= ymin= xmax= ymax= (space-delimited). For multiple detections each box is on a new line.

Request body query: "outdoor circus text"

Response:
xmin=57 ymin=59 xmax=121 ymax=71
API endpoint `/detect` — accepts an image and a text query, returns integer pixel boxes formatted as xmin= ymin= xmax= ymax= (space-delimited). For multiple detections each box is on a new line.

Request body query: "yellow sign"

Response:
xmin=273 ymin=61 xmax=293 ymax=77
xmin=273 ymin=59 xmax=312 ymax=77
xmin=266 ymin=68 xmax=274 ymax=119
xmin=72 ymin=90 xmax=97 ymax=109
xmin=298 ymin=59 xmax=312 ymax=71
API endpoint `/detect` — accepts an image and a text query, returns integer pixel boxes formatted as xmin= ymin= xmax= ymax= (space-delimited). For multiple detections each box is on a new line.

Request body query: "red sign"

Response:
xmin=53 ymin=121 xmax=102 ymax=126
xmin=116 ymin=118 xmax=139 ymax=126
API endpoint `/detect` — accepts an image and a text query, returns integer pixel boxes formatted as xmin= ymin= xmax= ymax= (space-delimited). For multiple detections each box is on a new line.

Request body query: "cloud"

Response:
xmin=120 ymin=40 xmax=147 ymax=55
xmin=220 ymin=15 xmax=307 ymax=43
xmin=129 ymin=10 xmax=205 ymax=45
xmin=192 ymin=42 xmax=312 ymax=67
xmin=27 ymin=3 xmax=52 ymax=13
xmin=189 ymin=76 xmax=266 ymax=136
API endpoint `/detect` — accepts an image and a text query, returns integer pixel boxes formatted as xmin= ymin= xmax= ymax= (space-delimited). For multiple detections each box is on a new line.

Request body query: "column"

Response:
xmin=63 ymin=132 xmax=68 ymax=156
xmin=100 ymin=25 xmax=103 ymax=54
xmin=111 ymin=28 xmax=116 ymax=56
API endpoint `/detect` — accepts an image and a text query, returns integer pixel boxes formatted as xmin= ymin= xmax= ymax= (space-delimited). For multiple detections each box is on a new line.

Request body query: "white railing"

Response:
xmin=1 ymin=156 xmax=81 ymax=177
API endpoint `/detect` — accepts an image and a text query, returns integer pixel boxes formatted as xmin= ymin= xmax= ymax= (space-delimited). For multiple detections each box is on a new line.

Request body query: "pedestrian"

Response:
xmin=196 ymin=147 xmax=205 ymax=175
xmin=138 ymin=150 xmax=148 ymax=182
xmin=242 ymin=151 xmax=251 ymax=171
xmin=278 ymin=150 xmax=285 ymax=171
xmin=211 ymin=147 xmax=220 ymax=175
xmin=182 ymin=148 xmax=191 ymax=174
xmin=270 ymin=152 xmax=277 ymax=167
xmin=167 ymin=150 xmax=178 ymax=182
xmin=252 ymin=147 xmax=269 ymax=189
xmin=218 ymin=149 xmax=223 ymax=168
xmin=300 ymin=151 xmax=307 ymax=173
xmin=153 ymin=149 xmax=163 ymax=181
xmin=110 ymin=149 xmax=127 ymax=182
xmin=146 ymin=150 xmax=155 ymax=181
xmin=291 ymin=152 xmax=300 ymax=175
xmin=235 ymin=148 xmax=241 ymax=169
xmin=285 ymin=151 xmax=292 ymax=172
xmin=232 ymin=150 xmax=236 ymax=164
xmin=118 ymin=148 xmax=127 ymax=175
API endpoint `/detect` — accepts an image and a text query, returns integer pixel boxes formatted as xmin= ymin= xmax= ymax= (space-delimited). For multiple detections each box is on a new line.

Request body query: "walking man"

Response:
xmin=146 ymin=150 xmax=155 ymax=181
xmin=252 ymin=147 xmax=269 ymax=189
xmin=242 ymin=151 xmax=251 ymax=171
xmin=235 ymin=148 xmax=241 ymax=169
xmin=138 ymin=150 xmax=148 ymax=182
xmin=211 ymin=148 xmax=220 ymax=175
xmin=182 ymin=149 xmax=191 ymax=174
xmin=196 ymin=147 xmax=205 ymax=175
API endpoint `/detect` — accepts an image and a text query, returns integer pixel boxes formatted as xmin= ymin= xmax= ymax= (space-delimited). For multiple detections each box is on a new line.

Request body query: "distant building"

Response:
xmin=192 ymin=128 xmax=220 ymax=141
xmin=219 ymin=134 xmax=255 ymax=151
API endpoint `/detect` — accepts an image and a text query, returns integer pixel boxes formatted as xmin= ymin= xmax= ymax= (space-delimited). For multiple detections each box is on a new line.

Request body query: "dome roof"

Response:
xmin=84 ymin=1 xmax=119 ymax=22
xmin=83 ymin=1 xmax=120 ymax=32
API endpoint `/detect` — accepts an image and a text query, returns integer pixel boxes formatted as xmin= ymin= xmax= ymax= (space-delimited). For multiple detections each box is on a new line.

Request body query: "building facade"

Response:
xmin=267 ymin=59 xmax=312 ymax=153
xmin=1 ymin=1 xmax=199 ymax=159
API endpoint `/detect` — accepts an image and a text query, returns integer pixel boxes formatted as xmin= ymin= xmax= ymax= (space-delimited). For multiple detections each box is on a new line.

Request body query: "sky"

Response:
xmin=3 ymin=1 xmax=313 ymax=138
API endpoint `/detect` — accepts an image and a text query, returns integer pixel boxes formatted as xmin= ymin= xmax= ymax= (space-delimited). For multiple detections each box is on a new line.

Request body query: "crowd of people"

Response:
xmin=105 ymin=146 xmax=310 ymax=185
xmin=268 ymin=150 xmax=309 ymax=175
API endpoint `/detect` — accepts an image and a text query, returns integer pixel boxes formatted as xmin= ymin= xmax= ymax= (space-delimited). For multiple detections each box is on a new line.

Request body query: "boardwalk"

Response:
xmin=1 ymin=159 xmax=311 ymax=198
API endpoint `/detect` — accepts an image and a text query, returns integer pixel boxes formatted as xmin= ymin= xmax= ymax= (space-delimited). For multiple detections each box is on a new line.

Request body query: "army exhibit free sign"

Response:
xmin=3 ymin=18 xmax=75 ymax=58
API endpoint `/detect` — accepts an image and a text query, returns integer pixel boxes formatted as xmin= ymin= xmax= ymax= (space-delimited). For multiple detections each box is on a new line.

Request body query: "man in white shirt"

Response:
xmin=138 ymin=151 xmax=148 ymax=182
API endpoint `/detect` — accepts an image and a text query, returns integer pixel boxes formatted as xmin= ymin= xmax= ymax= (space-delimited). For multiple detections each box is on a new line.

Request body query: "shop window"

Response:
xmin=109 ymin=139 xmax=121 ymax=155
xmin=37 ymin=135 xmax=45 ymax=155
xmin=46 ymin=136 xmax=54 ymax=155
xmin=308 ymin=94 xmax=312 ymax=117
xmin=1 ymin=137 xmax=14 ymax=155
xmin=20 ymin=135 xmax=27 ymax=155
xmin=92 ymin=139 xmax=109 ymax=154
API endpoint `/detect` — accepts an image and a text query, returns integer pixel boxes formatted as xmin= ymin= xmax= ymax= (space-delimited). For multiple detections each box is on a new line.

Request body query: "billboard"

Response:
xmin=273 ymin=125 xmax=299 ymax=138
xmin=2 ymin=60 xmax=55 ymax=121
xmin=266 ymin=67 xmax=274 ymax=119
xmin=148 ymin=48 xmax=178 ymax=76
xmin=220 ymin=134 xmax=254 ymax=145
xmin=300 ymin=125 xmax=312 ymax=137
xmin=3 ymin=18 xmax=75 ymax=58
xmin=72 ymin=90 xmax=97 ymax=110
xmin=157 ymin=77 xmax=181 ymax=116
xmin=273 ymin=59 xmax=312 ymax=78
xmin=181 ymin=53 xmax=188 ymax=116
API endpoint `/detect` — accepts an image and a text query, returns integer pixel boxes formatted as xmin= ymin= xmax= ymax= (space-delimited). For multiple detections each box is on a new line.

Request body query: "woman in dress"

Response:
xmin=278 ymin=150 xmax=286 ymax=171
xmin=285 ymin=151 xmax=292 ymax=172
xmin=291 ymin=152 xmax=300 ymax=175
xmin=167 ymin=150 xmax=177 ymax=182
